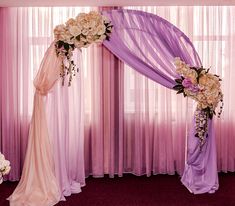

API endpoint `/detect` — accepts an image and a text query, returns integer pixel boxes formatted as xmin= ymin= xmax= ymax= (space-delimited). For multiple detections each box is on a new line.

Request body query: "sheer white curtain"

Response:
xmin=1 ymin=6 xmax=235 ymax=183
xmin=125 ymin=6 xmax=235 ymax=172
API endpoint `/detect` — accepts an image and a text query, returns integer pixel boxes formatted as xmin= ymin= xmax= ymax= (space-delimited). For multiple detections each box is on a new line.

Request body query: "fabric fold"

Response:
xmin=8 ymin=43 xmax=61 ymax=206
xmin=181 ymin=118 xmax=219 ymax=194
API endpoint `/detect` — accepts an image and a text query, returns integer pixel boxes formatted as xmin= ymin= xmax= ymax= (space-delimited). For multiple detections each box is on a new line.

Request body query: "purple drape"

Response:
xmin=102 ymin=9 xmax=202 ymax=89
xmin=102 ymin=9 xmax=218 ymax=194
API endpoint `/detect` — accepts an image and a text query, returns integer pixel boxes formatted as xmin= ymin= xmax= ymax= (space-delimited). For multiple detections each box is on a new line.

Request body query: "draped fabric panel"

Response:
xmin=102 ymin=9 xmax=202 ymax=88
xmin=45 ymin=50 xmax=85 ymax=198
xmin=102 ymin=9 xmax=218 ymax=194
xmin=8 ymin=43 xmax=61 ymax=206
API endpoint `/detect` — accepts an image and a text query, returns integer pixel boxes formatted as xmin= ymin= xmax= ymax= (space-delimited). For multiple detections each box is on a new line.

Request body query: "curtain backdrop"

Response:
xmin=1 ymin=6 xmax=235 ymax=181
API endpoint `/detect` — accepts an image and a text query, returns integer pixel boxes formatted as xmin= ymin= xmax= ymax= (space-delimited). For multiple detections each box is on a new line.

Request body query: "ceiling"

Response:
xmin=1 ymin=0 xmax=235 ymax=7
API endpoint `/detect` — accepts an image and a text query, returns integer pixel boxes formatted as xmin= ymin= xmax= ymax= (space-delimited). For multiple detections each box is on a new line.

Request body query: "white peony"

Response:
xmin=89 ymin=27 xmax=98 ymax=36
xmin=0 ymin=173 xmax=2 ymax=184
xmin=76 ymin=13 xmax=87 ymax=22
xmin=97 ymin=25 xmax=106 ymax=35
xmin=0 ymin=152 xmax=11 ymax=184
xmin=81 ymin=28 xmax=89 ymax=36
xmin=2 ymin=165 xmax=11 ymax=175
xmin=69 ymin=26 xmax=82 ymax=37
xmin=66 ymin=18 xmax=77 ymax=27
xmin=0 ymin=153 xmax=4 ymax=162
xmin=102 ymin=15 xmax=111 ymax=24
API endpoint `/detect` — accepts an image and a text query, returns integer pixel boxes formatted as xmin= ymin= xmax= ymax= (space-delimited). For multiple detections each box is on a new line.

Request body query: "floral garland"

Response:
xmin=173 ymin=58 xmax=223 ymax=148
xmin=54 ymin=11 xmax=113 ymax=86
xmin=0 ymin=152 xmax=11 ymax=184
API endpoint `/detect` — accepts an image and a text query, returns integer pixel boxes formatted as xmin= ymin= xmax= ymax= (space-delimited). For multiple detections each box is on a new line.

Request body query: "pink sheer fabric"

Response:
xmin=8 ymin=43 xmax=61 ymax=206
xmin=1 ymin=6 xmax=235 ymax=191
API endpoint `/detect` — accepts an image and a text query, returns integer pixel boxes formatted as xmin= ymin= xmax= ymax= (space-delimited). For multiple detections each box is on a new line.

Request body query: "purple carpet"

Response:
xmin=0 ymin=173 xmax=235 ymax=206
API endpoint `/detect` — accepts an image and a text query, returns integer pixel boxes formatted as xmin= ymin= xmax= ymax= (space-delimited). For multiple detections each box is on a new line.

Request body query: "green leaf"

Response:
xmin=173 ymin=84 xmax=184 ymax=90
xmin=175 ymin=78 xmax=182 ymax=84
xmin=176 ymin=89 xmax=184 ymax=94
xmin=64 ymin=43 xmax=69 ymax=51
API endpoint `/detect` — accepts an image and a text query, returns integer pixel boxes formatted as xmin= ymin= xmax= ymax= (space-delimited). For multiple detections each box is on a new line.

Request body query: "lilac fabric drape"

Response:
xmin=181 ymin=119 xmax=218 ymax=194
xmin=0 ymin=7 xmax=31 ymax=181
xmin=102 ymin=9 xmax=202 ymax=89
xmin=102 ymin=9 xmax=218 ymax=194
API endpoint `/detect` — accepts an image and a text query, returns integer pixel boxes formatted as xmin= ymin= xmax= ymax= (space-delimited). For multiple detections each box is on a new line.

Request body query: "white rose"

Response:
xmin=54 ymin=24 xmax=66 ymax=34
xmin=185 ymin=69 xmax=198 ymax=84
xmin=89 ymin=11 xmax=99 ymax=16
xmin=66 ymin=18 xmax=77 ymax=27
xmin=94 ymin=38 xmax=103 ymax=43
xmin=86 ymin=35 xmax=95 ymax=44
xmin=81 ymin=28 xmax=89 ymax=35
xmin=176 ymin=66 xmax=188 ymax=75
xmin=0 ymin=153 xmax=5 ymax=162
xmin=174 ymin=57 xmax=184 ymax=68
xmin=2 ymin=160 xmax=10 ymax=168
xmin=69 ymin=26 xmax=82 ymax=37
xmin=89 ymin=27 xmax=98 ymax=36
xmin=83 ymin=20 xmax=96 ymax=29
xmin=74 ymin=41 xmax=84 ymax=48
xmin=2 ymin=166 xmax=11 ymax=175
xmin=76 ymin=13 xmax=87 ymax=22
xmin=102 ymin=15 xmax=110 ymax=24
xmin=97 ymin=25 xmax=106 ymax=35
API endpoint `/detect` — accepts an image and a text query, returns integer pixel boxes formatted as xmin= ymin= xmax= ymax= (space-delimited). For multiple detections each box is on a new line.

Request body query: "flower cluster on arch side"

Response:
xmin=0 ymin=152 xmax=11 ymax=184
xmin=53 ymin=11 xmax=113 ymax=86
xmin=173 ymin=57 xmax=223 ymax=148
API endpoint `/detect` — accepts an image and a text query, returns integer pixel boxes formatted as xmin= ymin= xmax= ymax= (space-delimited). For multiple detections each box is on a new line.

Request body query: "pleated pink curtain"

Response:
xmin=83 ymin=44 xmax=125 ymax=177
xmin=0 ymin=7 xmax=32 ymax=181
xmin=1 ymin=6 xmax=235 ymax=185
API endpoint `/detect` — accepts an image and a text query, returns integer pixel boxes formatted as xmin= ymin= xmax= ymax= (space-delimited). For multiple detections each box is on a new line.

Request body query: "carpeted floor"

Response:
xmin=1 ymin=173 xmax=235 ymax=206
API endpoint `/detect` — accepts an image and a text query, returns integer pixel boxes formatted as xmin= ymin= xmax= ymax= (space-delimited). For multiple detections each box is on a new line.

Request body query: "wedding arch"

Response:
xmin=8 ymin=9 xmax=222 ymax=206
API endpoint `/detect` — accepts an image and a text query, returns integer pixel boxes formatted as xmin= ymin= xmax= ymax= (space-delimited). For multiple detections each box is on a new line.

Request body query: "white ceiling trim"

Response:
xmin=1 ymin=0 xmax=235 ymax=7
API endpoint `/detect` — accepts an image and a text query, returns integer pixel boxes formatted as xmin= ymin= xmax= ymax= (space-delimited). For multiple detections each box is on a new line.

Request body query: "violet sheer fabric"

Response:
xmin=102 ymin=9 xmax=218 ymax=194
xmin=181 ymin=119 xmax=219 ymax=194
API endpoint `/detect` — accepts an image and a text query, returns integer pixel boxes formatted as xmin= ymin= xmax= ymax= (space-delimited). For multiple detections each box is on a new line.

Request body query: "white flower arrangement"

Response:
xmin=173 ymin=57 xmax=223 ymax=148
xmin=0 ymin=152 xmax=11 ymax=184
xmin=54 ymin=11 xmax=113 ymax=86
